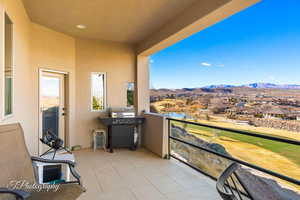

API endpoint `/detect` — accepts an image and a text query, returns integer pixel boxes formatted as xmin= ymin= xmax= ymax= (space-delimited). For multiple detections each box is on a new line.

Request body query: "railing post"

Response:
xmin=167 ymin=119 xmax=171 ymax=160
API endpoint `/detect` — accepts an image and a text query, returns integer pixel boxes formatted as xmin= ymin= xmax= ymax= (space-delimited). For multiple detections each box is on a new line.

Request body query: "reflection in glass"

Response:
xmin=127 ymin=82 xmax=134 ymax=107
xmin=41 ymin=77 xmax=60 ymax=137
xmin=4 ymin=14 xmax=13 ymax=116
xmin=91 ymin=73 xmax=105 ymax=111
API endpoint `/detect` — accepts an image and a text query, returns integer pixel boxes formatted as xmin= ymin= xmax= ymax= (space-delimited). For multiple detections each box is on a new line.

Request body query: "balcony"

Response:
xmin=75 ymin=149 xmax=220 ymax=200
xmin=63 ymin=113 xmax=300 ymax=200
xmin=3 ymin=0 xmax=296 ymax=199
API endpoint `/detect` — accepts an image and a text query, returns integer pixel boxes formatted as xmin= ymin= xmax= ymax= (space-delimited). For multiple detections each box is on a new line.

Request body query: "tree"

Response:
xmin=205 ymin=113 xmax=210 ymax=121
xmin=211 ymin=106 xmax=226 ymax=114
xmin=186 ymin=98 xmax=193 ymax=105
xmin=127 ymin=90 xmax=134 ymax=106
xmin=150 ymin=105 xmax=159 ymax=113
xmin=93 ymin=96 xmax=101 ymax=110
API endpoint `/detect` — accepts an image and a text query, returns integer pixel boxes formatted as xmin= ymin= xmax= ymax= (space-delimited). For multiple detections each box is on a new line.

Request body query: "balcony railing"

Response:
xmin=166 ymin=117 xmax=300 ymax=199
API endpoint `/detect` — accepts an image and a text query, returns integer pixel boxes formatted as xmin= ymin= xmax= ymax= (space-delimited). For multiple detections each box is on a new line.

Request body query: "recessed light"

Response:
xmin=76 ymin=24 xmax=86 ymax=29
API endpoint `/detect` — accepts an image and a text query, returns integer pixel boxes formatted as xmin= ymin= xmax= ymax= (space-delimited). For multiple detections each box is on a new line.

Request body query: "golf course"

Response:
xmin=171 ymin=119 xmax=300 ymax=191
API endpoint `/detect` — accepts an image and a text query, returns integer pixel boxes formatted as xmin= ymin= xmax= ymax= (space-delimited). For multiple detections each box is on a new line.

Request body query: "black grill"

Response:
xmin=99 ymin=109 xmax=144 ymax=153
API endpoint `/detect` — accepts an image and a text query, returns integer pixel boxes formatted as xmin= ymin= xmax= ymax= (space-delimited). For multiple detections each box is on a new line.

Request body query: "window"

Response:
xmin=127 ymin=82 xmax=134 ymax=107
xmin=91 ymin=72 xmax=106 ymax=111
xmin=4 ymin=13 xmax=13 ymax=117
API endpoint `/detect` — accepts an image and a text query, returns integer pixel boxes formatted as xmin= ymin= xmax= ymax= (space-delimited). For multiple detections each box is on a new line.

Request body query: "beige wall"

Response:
xmin=74 ymin=39 xmax=135 ymax=148
xmin=0 ymin=0 xmax=137 ymax=153
xmin=29 ymin=27 xmax=137 ymax=150
xmin=136 ymin=55 xmax=150 ymax=114
xmin=30 ymin=23 xmax=76 ymax=153
xmin=0 ymin=0 xmax=77 ymax=155
xmin=142 ymin=113 xmax=168 ymax=158
xmin=0 ymin=0 xmax=35 ymax=154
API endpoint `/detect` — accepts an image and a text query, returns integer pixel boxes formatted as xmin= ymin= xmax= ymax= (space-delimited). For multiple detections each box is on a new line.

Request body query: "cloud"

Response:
xmin=201 ymin=62 xmax=211 ymax=67
xmin=218 ymin=64 xmax=225 ymax=67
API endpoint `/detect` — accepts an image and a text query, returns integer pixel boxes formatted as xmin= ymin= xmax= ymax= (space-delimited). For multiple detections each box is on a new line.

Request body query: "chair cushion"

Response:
xmin=28 ymin=184 xmax=84 ymax=200
xmin=0 ymin=123 xmax=35 ymax=187
xmin=0 ymin=194 xmax=17 ymax=200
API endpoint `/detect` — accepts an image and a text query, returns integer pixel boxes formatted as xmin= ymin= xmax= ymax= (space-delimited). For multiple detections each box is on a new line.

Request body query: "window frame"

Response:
xmin=2 ymin=12 xmax=14 ymax=119
xmin=90 ymin=72 xmax=107 ymax=112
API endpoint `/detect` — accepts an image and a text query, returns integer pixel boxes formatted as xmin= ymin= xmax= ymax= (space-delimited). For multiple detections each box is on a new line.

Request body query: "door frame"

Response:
xmin=38 ymin=68 xmax=68 ymax=155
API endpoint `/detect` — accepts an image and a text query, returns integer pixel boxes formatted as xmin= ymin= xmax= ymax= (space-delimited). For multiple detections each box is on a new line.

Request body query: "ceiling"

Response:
xmin=22 ymin=0 xmax=199 ymax=44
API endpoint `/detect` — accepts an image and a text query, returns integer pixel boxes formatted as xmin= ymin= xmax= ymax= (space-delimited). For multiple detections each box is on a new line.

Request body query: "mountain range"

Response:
xmin=202 ymin=83 xmax=300 ymax=89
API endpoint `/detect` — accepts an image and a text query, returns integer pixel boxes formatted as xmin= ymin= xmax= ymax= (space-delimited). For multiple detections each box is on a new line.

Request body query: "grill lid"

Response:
xmin=109 ymin=107 xmax=135 ymax=118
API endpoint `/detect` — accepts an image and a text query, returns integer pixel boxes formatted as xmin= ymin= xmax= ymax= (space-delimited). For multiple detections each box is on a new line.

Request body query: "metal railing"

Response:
xmin=167 ymin=117 xmax=300 ymax=186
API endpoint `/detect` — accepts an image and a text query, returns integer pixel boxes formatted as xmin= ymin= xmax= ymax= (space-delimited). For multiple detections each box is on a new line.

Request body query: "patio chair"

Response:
xmin=0 ymin=123 xmax=85 ymax=200
xmin=216 ymin=162 xmax=253 ymax=200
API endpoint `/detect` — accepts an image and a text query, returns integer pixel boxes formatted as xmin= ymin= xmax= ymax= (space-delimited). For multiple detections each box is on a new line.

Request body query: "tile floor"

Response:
xmin=75 ymin=148 xmax=221 ymax=200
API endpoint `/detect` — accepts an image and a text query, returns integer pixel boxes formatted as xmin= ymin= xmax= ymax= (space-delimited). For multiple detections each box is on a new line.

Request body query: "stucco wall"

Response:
xmin=0 ymin=0 xmax=137 ymax=153
xmin=136 ymin=56 xmax=150 ymax=114
xmin=74 ymin=39 xmax=136 ymax=148
xmin=30 ymin=28 xmax=137 ymax=150
xmin=0 ymin=0 xmax=72 ymax=154
xmin=0 ymin=0 xmax=77 ymax=155
xmin=0 ymin=0 xmax=35 ymax=154
xmin=30 ymin=23 xmax=76 ymax=153
xmin=142 ymin=113 xmax=168 ymax=158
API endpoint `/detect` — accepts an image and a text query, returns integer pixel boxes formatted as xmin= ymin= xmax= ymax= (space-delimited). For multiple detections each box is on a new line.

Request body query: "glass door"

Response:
xmin=39 ymin=71 xmax=65 ymax=154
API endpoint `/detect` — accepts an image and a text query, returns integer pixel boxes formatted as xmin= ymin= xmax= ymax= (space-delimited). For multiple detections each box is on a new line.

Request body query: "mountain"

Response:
xmin=202 ymin=83 xmax=300 ymax=89
xmin=202 ymin=84 xmax=236 ymax=89
xmin=247 ymin=83 xmax=277 ymax=88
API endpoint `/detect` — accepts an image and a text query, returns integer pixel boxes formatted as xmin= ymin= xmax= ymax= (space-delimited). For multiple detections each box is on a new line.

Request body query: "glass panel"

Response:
xmin=4 ymin=76 xmax=12 ymax=115
xmin=91 ymin=73 xmax=105 ymax=111
xmin=4 ymin=14 xmax=13 ymax=116
xmin=127 ymin=82 xmax=134 ymax=107
xmin=41 ymin=76 xmax=60 ymax=137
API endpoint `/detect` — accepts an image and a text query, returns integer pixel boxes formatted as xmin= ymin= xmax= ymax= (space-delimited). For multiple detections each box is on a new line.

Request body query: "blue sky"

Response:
xmin=150 ymin=0 xmax=300 ymax=89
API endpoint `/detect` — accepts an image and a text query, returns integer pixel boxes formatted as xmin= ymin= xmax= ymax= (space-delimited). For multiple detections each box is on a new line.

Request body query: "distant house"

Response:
xmin=236 ymin=102 xmax=246 ymax=108
xmin=262 ymin=106 xmax=289 ymax=119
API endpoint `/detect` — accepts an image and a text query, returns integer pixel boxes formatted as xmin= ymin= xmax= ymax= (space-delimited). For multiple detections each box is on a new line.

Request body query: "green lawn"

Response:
xmin=173 ymin=121 xmax=300 ymax=166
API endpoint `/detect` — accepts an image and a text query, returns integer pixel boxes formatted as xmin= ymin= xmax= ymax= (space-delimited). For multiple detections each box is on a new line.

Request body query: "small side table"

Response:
xmin=33 ymin=152 xmax=75 ymax=184
xmin=92 ymin=129 xmax=106 ymax=152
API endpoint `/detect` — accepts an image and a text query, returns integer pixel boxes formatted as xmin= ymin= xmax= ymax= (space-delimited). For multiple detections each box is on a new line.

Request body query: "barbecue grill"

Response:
xmin=99 ymin=108 xmax=144 ymax=153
